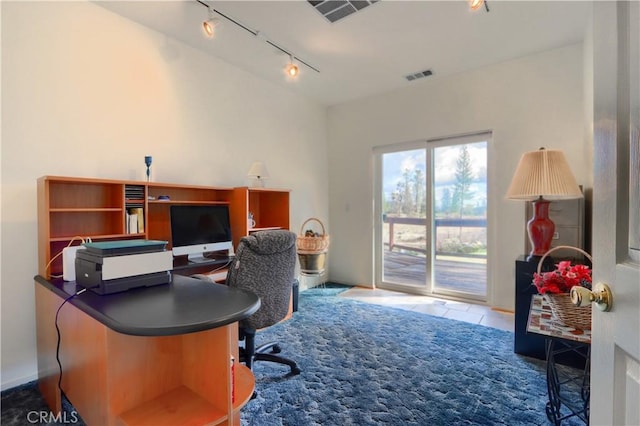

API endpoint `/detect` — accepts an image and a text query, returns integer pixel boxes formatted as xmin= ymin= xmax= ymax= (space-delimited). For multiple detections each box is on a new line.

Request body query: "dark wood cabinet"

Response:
xmin=514 ymin=256 xmax=548 ymax=359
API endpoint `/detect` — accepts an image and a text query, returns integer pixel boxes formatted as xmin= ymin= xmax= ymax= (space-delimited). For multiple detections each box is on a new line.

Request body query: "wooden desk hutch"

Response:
xmin=37 ymin=176 xmax=290 ymax=279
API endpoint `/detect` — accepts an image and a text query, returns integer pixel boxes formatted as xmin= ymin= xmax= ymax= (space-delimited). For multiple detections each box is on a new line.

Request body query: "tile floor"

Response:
xmin=339 ymin=286 xmax=515 ymax=332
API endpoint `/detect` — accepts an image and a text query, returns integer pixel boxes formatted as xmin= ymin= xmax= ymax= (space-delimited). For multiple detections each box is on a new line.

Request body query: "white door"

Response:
xmin=591 ymin=2 xmax=640 ymax=425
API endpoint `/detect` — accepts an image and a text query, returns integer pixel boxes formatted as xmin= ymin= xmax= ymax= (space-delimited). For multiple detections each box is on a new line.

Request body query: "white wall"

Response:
xmin=0 ymin=1 xmax=328 ymax=390
xmin=327 ymin=43 xmax=589 ymax=310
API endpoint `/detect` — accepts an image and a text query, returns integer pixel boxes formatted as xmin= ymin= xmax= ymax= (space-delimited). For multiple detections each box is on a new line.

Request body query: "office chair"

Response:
xmin=226 ymin=230 xmax=301 ymax=376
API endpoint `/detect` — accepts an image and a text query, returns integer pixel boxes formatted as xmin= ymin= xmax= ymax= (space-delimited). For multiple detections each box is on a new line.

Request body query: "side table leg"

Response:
xmin=545 ymin=339 xmax=563 ymax=426
xmin=581 ymin=346 xmax=591 ymax=422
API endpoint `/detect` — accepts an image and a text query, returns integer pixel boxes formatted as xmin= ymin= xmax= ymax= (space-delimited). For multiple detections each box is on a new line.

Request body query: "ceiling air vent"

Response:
xmin=405 ymin=69 xmax=433 ymax=82
xmin=307 ymin=0 xmax=379 ymax=23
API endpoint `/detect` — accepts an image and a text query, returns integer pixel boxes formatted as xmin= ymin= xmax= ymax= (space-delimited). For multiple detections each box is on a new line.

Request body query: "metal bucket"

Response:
xmin=298 ymin=250 xmax=327 ymax=276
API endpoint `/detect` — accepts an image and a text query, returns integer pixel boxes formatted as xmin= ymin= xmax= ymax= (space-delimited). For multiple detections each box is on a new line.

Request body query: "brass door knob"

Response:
xmin=570 ymin=282 xmax=613 ymax=312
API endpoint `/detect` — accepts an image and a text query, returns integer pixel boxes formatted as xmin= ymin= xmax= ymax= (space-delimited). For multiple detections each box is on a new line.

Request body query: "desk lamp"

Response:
xmin=506 ymin=148 xmax=583 ymax=260
xmin=247 ymin=161 xmax=270 ymax=188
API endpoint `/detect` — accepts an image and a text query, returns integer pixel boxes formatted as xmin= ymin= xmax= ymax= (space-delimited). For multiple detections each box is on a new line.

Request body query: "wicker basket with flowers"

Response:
xmin=533 ymin=246 xmax=593 ymax=330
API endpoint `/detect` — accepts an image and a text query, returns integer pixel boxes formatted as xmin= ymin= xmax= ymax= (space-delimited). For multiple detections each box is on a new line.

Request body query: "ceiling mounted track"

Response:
xmin=195 ymin=0 xmax=320 ymax=74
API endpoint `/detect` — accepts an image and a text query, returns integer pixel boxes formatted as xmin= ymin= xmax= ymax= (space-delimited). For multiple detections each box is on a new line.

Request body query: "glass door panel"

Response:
xmin=432 ymin=142 xmax=487 ymax=299
xmin=380 ymin=148 xmax=427 ymax=288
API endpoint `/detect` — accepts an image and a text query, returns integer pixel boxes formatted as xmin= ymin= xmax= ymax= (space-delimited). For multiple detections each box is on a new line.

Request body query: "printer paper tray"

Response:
xmin=77 ymin=270 xmax=171 ymax=295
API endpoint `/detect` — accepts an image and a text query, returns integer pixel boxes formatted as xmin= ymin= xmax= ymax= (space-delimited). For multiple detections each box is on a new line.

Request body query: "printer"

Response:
xmin=76 ymin=240 xmax=173 ymax=295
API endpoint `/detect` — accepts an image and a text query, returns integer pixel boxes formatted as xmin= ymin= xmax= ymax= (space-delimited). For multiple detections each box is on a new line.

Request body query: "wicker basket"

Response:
xmin=297 ymin=218 xmax=330 ymax=253
xmin=297 ymin=250 xmax=327 ymax=276
xmin=538 ymin=245 xmax=593 ymax=330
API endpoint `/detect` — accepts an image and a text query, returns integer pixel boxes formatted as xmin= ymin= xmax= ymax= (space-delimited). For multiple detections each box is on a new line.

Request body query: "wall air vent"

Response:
xmin=405 ymin=69 xmax=433 ymax=82
xmin=307 ymin=0 xmax=379 ymax=23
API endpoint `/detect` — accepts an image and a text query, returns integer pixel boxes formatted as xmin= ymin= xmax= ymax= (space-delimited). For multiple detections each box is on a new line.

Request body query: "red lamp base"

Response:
xmin=527 ymin=197 xmax=555 ymax=259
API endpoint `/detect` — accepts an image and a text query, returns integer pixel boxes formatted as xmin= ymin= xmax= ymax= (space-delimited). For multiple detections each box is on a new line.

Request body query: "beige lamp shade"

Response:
xmin=247 ymin=161 xmax=270 ymax=179
xmin=506 ymin=148 xmax=583 ymax=200
xmin=247 ymin=162 xmax=270 ymax=188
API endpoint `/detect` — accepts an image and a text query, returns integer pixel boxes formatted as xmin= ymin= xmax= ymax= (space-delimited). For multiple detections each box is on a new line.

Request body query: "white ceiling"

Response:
xmin=95 ymin=1 xmax=591 ymax=106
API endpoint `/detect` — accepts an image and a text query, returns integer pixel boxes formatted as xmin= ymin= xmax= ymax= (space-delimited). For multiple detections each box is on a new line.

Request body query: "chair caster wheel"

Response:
xmin=271 ymin=344 xmax=282 ymax=354
xmin=290 ymin=366 xmax=301 ymax=375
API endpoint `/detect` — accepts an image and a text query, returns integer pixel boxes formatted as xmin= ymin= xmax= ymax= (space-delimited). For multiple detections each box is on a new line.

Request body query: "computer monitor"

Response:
xmin=169 ymin=205 xmax=233 ymax=263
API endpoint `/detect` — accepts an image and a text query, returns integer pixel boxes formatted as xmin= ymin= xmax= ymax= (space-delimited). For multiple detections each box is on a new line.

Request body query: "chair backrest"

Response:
xmin=226 ymin=230 xmax=297 ymax=330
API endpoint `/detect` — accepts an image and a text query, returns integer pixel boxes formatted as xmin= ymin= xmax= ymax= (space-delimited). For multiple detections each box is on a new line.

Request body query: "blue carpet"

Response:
xmin=2 ymin=284 xmax=582 ymax=425
xmin=241 ymin=284 xmax=579 ymax=426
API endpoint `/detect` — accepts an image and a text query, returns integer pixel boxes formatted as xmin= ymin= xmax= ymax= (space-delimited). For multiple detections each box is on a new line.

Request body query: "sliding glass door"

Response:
xmin=374 ymin=134 xmax=489 ymax=301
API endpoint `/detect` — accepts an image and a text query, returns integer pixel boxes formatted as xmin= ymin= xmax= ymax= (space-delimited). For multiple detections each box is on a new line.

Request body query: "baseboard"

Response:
xmin=297 ymin=274 xmax=333 ymax=291
xmin=1 ymin=372 xmax=38 ymax=392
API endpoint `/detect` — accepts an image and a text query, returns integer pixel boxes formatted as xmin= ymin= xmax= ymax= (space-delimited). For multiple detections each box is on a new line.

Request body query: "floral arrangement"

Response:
xmin=533 ymin=261 xmax=592 ymax=294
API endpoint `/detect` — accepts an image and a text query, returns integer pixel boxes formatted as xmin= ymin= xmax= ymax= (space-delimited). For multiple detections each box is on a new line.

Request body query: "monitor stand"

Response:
xmin=188 ymin=253 xmax=211 ymax=264
xmin=187 ymin=251 xmax=230 ymax=264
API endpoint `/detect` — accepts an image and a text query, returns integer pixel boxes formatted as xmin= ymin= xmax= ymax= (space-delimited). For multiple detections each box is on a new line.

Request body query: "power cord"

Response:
xmin=210 ymin=258 xmax=233 ymax=272
xmin=54 ymin=288 xmax=87 ymax=395
xmin=191 ymin=258 xmax=234 ymax=283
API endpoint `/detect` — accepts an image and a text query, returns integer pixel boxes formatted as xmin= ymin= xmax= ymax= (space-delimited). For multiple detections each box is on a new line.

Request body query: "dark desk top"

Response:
xmin=35 ymin=274 xmax=260 ymax=337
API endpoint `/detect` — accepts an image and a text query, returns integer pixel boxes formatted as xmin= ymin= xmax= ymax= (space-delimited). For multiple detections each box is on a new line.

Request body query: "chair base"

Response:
xmin=240 ymin=329 xmax=301 ymax=375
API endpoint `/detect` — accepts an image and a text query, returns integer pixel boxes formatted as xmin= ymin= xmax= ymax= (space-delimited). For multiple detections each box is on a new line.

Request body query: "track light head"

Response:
xmin=469 ymin=0 xmax=482 ymax=10
xmin=285 ymin=56 xmax=299 ymax=78
xmin=286 ymin=63 xmax=299 ymax=78
xmin=469 ymin=0 xmax=489 ymax=12
xmin=202 ymin=8 xmax=220 ymax=38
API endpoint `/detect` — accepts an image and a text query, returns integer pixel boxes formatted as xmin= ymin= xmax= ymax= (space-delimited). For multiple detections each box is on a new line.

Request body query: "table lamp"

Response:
xmin=247 ymin=161 xmax=270 ymax=188
xmin=506 ymin=148 xmax=583 ymax=260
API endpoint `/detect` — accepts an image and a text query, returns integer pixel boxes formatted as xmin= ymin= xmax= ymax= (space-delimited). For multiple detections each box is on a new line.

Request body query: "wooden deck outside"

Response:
xmin=383 ymin=250 xmax=487 ymax=296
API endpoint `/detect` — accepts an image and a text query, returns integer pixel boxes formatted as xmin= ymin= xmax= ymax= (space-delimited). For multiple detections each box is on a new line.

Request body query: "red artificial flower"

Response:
xmin=533 ymin=262 xmax=592 ymax=294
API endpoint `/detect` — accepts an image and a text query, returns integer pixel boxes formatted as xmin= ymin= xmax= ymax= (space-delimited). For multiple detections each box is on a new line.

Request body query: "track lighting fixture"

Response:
xmin=285 ymin=56 xmax=299 ymax=78
xmin=202 ymin=7 xmax=220 ymax=38
xmin=469 ymin=0 xmax=489 ymax=12
xmin=195 ymin=0 xmax=320 ymax=77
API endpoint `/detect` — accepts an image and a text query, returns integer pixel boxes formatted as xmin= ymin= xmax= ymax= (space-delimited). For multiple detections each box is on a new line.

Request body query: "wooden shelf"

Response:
xmin=233 ymin=364 xmax=256 ymax=411
xmin=249 ymin=226 xmax=283 ymax=232
xmin=117 ymin=386 xmax=226 ymax=426
xmin=231 ymin=187 xmax=290 ymax=249
xmin=49 ymin=208 xmax=123 ymax=212
xmin=49 ymin=234 xmax=143 ymax=242
xmin=148 ymin=200 xmax=229 ymax=205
